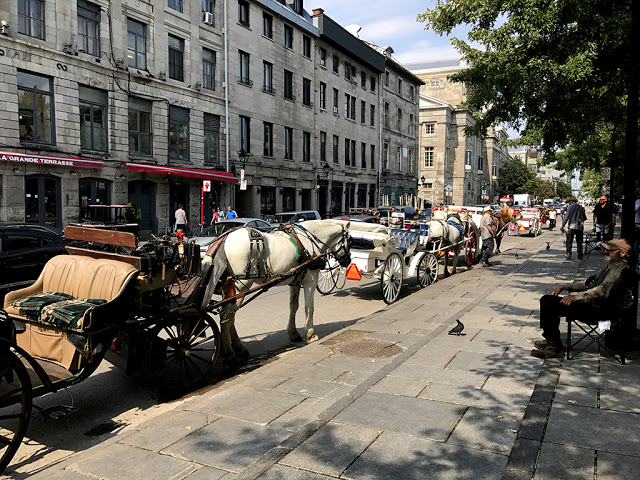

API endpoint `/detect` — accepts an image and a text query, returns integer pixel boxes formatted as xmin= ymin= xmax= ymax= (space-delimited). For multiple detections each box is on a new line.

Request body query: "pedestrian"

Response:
xmin=388 ymin=206 xmax=403 ymax=228
xmin=593 ymin=195 xmax=617 ymax=241
xmin=560 ymin=196 xmax=586 ymax=260
xmin=175 ymin=204 xmax=188 ymax=232
xmin=211 ymin=207 xmax=220 ymax=225
xmin=479 ymin=205 xmax=497 ymax=267
xmin=217 ymin=206 xmax=225 ymax=220
xmin=548 ymin=206 xmax=557 ymax=230
xmin=226 ymin=206 xmax=238 ymax=219
xmin=531 ymin=238 xmax=634 ymax=359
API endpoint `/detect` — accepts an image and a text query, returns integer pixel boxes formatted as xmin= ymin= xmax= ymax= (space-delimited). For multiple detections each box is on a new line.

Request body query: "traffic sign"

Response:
xmin=240 ymin=179 xmax=247 ymax=191
xmin=600 ymin=167 xmax=611 ymax=181
xmin=202 ymin=180 xmax=211 ymax=192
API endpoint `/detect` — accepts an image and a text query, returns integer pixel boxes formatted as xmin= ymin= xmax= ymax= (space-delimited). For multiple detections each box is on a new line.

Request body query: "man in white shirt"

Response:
xmin=479 ymin=206 xmax=497 ymax=267
xmin=175 ymin=204 xmax=188 ymax=232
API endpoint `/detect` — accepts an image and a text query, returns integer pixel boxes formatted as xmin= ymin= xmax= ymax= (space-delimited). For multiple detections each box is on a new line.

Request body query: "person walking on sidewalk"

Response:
xmin=593 ymin=195 xmax=617 ymax=241
xmin=548 ymin=206 xmax=557 ymax=229
xmin=226 ymin=206 xmax=238 ymax=219
xmin=175 ymin=204 xmax=188 ymax=232
xmin=532 ymin=238 xmax=634 ymax=359
xmin=480 ymin=206 xmax=497 ymax=267
xmin=561 ymin=196 xmax=586 ymax=260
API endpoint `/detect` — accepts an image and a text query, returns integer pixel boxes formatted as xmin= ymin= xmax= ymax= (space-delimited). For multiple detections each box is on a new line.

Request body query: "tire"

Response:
xmin=316 ymin=268 xmax=337 ymax=295
xmin=144 ymin=309 xmax=221 ymax=392
xmin=465 ymin=231 xmax=478 ymax=267
xmin=0 ymin=349 xmax=32 ymax=474
xmin=380 ymin=253 xmax=404 ymax=304
xmin=417 ymin=253 xmax=438 ymax=288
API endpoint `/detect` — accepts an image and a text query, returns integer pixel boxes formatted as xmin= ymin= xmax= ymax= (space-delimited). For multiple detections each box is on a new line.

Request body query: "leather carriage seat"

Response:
xmin=390 ymin=229 xmax=420 ymax=256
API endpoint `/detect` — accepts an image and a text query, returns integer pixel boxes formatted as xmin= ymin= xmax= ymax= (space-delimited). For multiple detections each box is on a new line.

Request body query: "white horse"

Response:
xmin=426 ymin=214 xmax=465 ymax=276
xmin=197 ymin=220 xmax=351 ymax=363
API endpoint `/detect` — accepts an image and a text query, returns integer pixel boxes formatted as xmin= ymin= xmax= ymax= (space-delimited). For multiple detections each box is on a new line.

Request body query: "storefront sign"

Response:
xmin=0 ymin=151 xmax=103 ymax=169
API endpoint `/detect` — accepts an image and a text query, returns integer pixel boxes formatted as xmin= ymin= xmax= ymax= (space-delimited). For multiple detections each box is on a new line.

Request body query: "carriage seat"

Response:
xmin=390 ymin=229 xmax=420 ymax=256
xmin=4 ymin=254 xmax=139 ymax=331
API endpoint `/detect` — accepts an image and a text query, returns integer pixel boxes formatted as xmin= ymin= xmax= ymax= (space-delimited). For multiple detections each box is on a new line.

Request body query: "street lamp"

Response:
xmin=420 ymin=175 xmax=426 ymax=184
xmin=237 ymin=148 xmax=251 ymax=170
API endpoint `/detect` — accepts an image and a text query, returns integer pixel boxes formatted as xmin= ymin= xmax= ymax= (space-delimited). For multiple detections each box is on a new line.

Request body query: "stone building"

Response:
xmin=0 ymin=0 xmax=421 ymax=233
xmin=408 ymin=59 xmax=510 ymax=206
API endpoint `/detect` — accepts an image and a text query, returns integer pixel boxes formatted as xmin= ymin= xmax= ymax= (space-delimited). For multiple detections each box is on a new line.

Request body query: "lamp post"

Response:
xmin=606 ymin=123 xmax=616 ymax=202
xmin=481 ymin=181 xmax=487 ymax=203
xmin=444 ymin=183 xmax=452 ymax=205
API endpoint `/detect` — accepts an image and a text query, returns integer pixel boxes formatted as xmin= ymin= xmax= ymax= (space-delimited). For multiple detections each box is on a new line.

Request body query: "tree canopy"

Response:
xmin=496 ymin=158 xmax=534 ymax=197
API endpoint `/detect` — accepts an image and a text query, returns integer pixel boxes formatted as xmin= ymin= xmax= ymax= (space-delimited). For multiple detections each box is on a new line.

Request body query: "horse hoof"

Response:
xmin=290 ymin=332 xmax=303 ymax=343
xmin=444 ymin=271 xmax=451 ymax=278
xmin=222 ymin=356 xmax=240 ymax=369
xmin=307 ymin=334 xmax=319 ymax=343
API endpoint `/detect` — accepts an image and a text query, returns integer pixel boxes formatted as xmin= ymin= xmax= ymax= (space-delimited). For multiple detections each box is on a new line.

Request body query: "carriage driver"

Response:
xmin=480 ymin=206 xmax=497 ymax=267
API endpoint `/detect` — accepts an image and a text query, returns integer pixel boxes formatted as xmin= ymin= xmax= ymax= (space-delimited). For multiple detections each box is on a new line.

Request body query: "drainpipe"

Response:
xmin=224 ymin=0 xmax=231 ymax=207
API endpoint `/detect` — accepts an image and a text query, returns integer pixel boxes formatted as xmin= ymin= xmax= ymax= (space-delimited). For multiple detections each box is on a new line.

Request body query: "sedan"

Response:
xmin=331 ymin=215 xmax=379 ymax=223
xmin=191 ymin=218 xmax=274 ymax=258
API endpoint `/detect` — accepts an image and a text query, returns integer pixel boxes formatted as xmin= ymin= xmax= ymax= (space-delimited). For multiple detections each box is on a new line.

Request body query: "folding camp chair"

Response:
xmin=565 ymin=316 xmax=626 ymax=364
xmin=583 ymin=231 xmax=603 ymax=256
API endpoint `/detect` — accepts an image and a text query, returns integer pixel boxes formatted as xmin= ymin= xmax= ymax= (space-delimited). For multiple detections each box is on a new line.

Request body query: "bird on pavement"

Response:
xmin=514 ymin=252 xmax=519 ymax=259
xmin=448 ymin=319 xmax=465 ymax=336
xmin=546 ymin=242 xmax=551 ymax=250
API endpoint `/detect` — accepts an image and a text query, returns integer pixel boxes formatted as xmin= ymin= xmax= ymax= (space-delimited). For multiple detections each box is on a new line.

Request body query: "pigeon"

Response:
xmin=546 ymin=242 xmax=551 ymax=250
xmin=448 ymin=319 xmax=465 ymax=336
xmin=515 ymin=252 xmax=519 ymax=259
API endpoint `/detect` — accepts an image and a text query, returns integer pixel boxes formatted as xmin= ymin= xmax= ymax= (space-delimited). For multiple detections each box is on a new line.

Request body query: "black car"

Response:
xmin=0 ymin=224 xmax=66 ymax=300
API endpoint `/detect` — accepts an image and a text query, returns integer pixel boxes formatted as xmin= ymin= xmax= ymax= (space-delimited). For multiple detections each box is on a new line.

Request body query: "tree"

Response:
xmin=496 ymin=158 xmax=534 ymax=197
xmin=555 ymin=180 xmax=572 ymax=199
xmin=579 ymin=169 xmax=602 ymax=199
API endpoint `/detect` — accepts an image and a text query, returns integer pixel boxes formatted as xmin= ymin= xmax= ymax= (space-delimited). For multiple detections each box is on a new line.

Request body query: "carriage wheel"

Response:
xmin=0 ymin=349 xmax=32 ymax=474
xmin=316 ymin=268 xmax=337 ymax=295
xmin=417 ymin=253 xmax=438 ymax=288
xmin=465 ymin=232 xmax=478 ymax=267
xmin=144 ymin=309 xmax=221 ymax=391
xmin=380 ymin=253 xmax=404 ymax=304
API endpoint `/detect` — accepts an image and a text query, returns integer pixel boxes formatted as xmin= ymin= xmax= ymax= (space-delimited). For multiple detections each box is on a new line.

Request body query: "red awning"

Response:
xmin=0 ymin=151 xmax=103 ymax=169
xmin=127 ymin=163 xmax=238 ymax=184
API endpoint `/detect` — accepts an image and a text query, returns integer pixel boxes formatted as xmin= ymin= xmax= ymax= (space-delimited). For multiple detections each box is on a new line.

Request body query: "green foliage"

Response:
xmin=579 ymin=169 xmax=602 ymax=199
xmin=555 ymin=180 xmax=573 ymax=198
xmin=418 ymin=0 xmax=633 ymax=154
xmin=496 ymin=158 xmax=535 ymax=197
xmin=123 ymin=202 xmax=142 ymax=224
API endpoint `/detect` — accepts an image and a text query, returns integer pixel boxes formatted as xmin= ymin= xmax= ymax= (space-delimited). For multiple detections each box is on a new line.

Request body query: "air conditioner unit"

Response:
xmin=202 ymin=12 xmax=214 ymax=26
xmin=333 ymin=106 xmax=338 ymax=113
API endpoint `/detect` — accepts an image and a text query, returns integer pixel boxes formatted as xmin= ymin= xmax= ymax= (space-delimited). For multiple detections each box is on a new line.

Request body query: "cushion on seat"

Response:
xmin=75 ymin=258 xmax=138 ymax=302
xmin=40 ymin=298 xmax=107 ymax=330
xmin=11 ymin=292 xmax=75 ymax=321
xmin=390 ymin=229 xmax=420 ymax=255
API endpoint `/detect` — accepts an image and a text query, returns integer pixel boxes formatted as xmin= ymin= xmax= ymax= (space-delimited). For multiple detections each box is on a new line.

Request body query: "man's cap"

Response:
xmin=566 ymin=196 xmax=577 ymax=202
xmin=483 ymin=206 xmax=493 ymax=212
xmin=601 ymin=238 xmax=631 ymax=252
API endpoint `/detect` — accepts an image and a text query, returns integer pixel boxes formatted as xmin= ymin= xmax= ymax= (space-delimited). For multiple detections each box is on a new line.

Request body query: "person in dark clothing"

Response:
xmin=593 ymin=195 xmax=617 ymax=241
xmin=532 ymin=238 xmax=634 ymax=358
xmin=561 ymin=196 xmax=587 ymax=260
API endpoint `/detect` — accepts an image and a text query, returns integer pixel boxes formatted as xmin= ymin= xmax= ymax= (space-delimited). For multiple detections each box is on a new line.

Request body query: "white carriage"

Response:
xmin=508 ymin=207 xmax=542 ymax=236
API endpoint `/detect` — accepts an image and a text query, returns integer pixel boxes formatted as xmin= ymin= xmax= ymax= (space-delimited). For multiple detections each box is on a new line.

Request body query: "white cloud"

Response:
xmin=395 ymin=41 xmax=460 ymax=64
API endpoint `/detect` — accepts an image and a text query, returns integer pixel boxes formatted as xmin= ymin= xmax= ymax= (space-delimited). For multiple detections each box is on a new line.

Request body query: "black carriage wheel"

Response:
xmin=417 ymin=253 xmax=439 ymax=288
xmin=317 ymin=268 xmax=337 ymax=295
xmin=466 ymin=231 xmax=477 ymax=267
xmin=380 ymin=253 xmax=404 ymax=304
xmin=144 ymin=309 xmax=221 ymax=391
xmin=0 ymin=349 xmax=32 ymax=474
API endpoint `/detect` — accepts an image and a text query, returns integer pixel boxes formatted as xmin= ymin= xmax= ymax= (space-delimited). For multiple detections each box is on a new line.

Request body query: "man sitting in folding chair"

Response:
xmin=532 ymin=238 xmax=634 ymax=359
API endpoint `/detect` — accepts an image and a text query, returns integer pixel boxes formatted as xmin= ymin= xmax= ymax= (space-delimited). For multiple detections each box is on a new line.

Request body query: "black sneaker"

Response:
xmin=564 ymin=255 xmax=571 ymax=260
xmin=534 ymin=340 xmax=563 ymax=351
xmin=531 ymin=348 xmax=564 ymax=359
xmin=481 ymin=261 xmax=491 ymax=267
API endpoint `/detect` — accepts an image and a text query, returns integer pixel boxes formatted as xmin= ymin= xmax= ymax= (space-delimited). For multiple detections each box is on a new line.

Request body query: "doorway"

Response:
xmin=128 ymin=180 xmax=156 ymax=233
xmin=25 ymin=175 xmax=61 ymax=228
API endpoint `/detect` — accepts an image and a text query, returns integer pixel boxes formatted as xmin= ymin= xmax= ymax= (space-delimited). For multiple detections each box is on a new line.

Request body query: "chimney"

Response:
xmin=312 ymin=8 xmax=323 ymax=16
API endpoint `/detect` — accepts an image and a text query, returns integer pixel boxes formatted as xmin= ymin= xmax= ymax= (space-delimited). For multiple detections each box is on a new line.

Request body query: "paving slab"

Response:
xmin=596 ymin=451 xmax=640 ymax=480
xmin=418 ymin=382 xmax=530 ymax=411
xmin=599 ymin=388 xmax=640 ymax=413
xmin=552 ymin=384 xmax=597 ymax=409
xmin=388 ymin=363 xmax=488 ymax=388
xmin=343 ymin=431 xmax=508 ymax=480
xmin=273 ymin=377 xmax=339 ymax=398
xmin=370 ymin=375 xmax=427 ymax=397
xmin=183 ymin=465 xmax=234 ymax=480
xmin=332 ymin=391 xmax=464 ymax=441
xmin=533 ymin=443 xmax=594 ymax=480
xmin=258 ymin=464 xmax=333 ymax=479
xmin=162 ymin=417 xmax=290 ymax=472
xmin=447 ymin=406 xmax=521 ymax=455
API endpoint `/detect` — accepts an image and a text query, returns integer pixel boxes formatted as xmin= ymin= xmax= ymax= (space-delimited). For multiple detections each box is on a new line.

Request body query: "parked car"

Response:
xmin=191 ymin=218 xmax=273 ymax=258
xmin=332 ymin=215 xmax=379 ymax=223
xmin=375 ymin=206 xmax=419 ymax=227
xmin=0 ymin=224 xmax=66 ymax=301
xmin=266 ymin=210 xmax=321 ymax=229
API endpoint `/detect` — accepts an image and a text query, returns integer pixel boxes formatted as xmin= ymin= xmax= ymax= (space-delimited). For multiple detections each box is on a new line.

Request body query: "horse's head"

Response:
xmin=298 ymin=220 xmax=351 ymax=268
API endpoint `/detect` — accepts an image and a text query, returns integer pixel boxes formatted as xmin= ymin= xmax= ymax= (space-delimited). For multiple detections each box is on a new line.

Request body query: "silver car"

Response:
xmin=191 ymin=218 xmax=273 ymax=258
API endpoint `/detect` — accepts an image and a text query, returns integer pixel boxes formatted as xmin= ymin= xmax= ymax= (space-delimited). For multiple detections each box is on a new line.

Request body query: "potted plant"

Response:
xmin=123 ymin=202 xmax=141 ymax=237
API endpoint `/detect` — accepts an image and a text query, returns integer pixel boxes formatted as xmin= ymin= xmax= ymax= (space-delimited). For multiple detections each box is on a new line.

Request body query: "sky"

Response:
xmin=312 ymin=0 xmax=468 ymax=64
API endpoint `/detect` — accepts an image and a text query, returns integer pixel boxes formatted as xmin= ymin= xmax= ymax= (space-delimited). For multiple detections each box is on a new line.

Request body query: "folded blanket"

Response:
xmin=11 ymin=292 xmax=75 ymax=321
xmin=40 ymin=299 xmax=106 ymax=330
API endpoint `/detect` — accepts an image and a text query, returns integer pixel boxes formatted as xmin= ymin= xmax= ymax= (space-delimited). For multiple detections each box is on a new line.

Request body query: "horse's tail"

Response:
xmin=188 ymin=238 xmax=230 ymax=311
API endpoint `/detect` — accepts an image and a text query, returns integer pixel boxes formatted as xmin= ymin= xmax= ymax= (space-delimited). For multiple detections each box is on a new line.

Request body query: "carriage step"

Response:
xmin=35 ymin=404 xmax=78 ymax=423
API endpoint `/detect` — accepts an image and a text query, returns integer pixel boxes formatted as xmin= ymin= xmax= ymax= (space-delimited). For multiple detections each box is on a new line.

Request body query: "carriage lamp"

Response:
xmin=237 ymin=148 xmax=251 ymax=170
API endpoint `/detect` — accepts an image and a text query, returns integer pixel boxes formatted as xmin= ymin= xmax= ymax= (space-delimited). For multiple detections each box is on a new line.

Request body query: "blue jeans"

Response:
xmin=481 ymin=236 xmax=494 ymax=263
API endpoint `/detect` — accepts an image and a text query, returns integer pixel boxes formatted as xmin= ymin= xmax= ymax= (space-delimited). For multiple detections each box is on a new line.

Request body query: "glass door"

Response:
xmin=25 ymin=175 xmax=61 ymax=227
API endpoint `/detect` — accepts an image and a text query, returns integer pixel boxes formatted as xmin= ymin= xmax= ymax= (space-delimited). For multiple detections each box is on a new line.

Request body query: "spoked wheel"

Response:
xmin=465 ymin=231 xmax=478 ymax=268
xmin=417 ymin=253 xmax=438 ymax=288
xmin=144 ymin=309 xmax=221 ymax=392
xmin=380 ymin=253 xmax=404 ymax=304
xmin=317 ymin=268 xmax=337 ymax=295
xmin=0 ymin=349 xmax=32 ymax=474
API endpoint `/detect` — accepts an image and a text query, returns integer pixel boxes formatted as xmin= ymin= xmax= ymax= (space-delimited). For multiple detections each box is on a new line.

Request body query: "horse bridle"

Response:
xmin=293 ymin=223 xmax=351 ymax=268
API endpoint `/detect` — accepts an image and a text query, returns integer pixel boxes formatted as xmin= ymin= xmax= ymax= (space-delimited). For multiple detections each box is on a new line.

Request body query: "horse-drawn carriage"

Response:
xmin=509 ymin=207 xmax=542 ymax=236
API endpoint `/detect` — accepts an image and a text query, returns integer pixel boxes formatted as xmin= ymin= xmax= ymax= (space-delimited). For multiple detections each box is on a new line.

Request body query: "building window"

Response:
xmin=360 ymin=100 xmax=366 ymax=124
xmin=332 ymin=55 xmax=339 ymax=74
xmin=361 ymin=142 xmax=366 ymax=168
xmin=344 ymin=62 xmax=354 ymax=81
xmin=396 ymin=145 xmax=402 ymax=170
xmin=284 ymin=25 xmax=293 ymax=48
xmin=396 ymin=108 xmax=402 ymax=131
xmin=477 ymin=156 xmax=484 ymax=172
xmin=319 ymin=82 xmax=326 ymax=109
xmin=370 ymin=144 xmax=375 ymax=170
xmin=408 ymin=148 xmax=414 ymax=173
xmin=204 ymin=113 xmax=220 ymax=165
xmin=425 ymin=182 xmax=433 ymax=189
xmin=238 ymin=0 xmax=249 ymax=26
xmin=360 ymin=71 xmax=366 ymax=88
xmin=332 ymin=88 xmax=339 ymax=113
xmin=239 ymin=115 xmax=250 ymax=152
xmin=263 ymin=122 xmax=272 ymax=156
xmin=168 ymin=0 xmax=182 ymax=13
xmin=344 ymin=94 xmax=355 ymax=120
xmin=344 ymin=139 xmax=351 ymax=166
xmin=202 ymin=0 xmax=215 ymax=15
xmin=284 ymin=126 xmax=293 ymax=159
xmin=169 ymin=106 xmax=189 ymax=160
xmin=77 ymin=1 xmax=100 ymax=56
xmin=263 ymin=61 xmax=273 ymax=93
xmin=128 ymin=97 xmax=152 ymax=156
xmin=424 ymin=147 xmax=434 ymax=168
xmin=333 ymin=135 xmax=339 ymax=164
xmin=18 ymin=0 xmax=44 ymax=39
xmin=303 ymin=35 xmax=311 ymax=57
xmin=127 ymin=18 xmax=146 ymax=69
xmin=384 ymin=102 xmax=389 ymax=128
xmin=262 ymin=12 xmax=272 ymax=38
xmin=319 ymin=47 xmax=326 ymax=66
xmin=303 ymin=78 xmax=311 ymax=106
xmin=397 ymin=78 xmax=403 ymax=96
xmin=409 ymin=85 xmax=415 ymax=101
xmin=238 ymin=50 xmax=250 ymax=84
xmin=384 ymin=70 xmax=389 ymax=87
xmin=303 ymin=131 xmax=311 ymax=162
xmin=18 ymin=71 xmax=54 ymax=145
xmin=79 ymin=178 xmax=111 ymax=222
xmin=79 ymin=85 xmax=107 ymax=151
xmin=371 ymin=76 xmax=376 ymax=92
xmin=320 ymin=131 xmax=326 ymax=162
xmin=203 ymin=48 xmax=216 ymax=90
xmin=292 ymin=0 xmax=303 ymax=15
xmin=284 ymin=70 xmax=294 ymax=100
xmin=383 ymin=142 xmax=389 ymax=169
xmin=370 ymin=104 xmax=375 ymax=127
xmin=409 ymin=114 xmax=414 ymax=135
xmin=424 ymin=123 xmax=435 ymax=135
xmin=168 ymin=35 xmax=184 ymax=81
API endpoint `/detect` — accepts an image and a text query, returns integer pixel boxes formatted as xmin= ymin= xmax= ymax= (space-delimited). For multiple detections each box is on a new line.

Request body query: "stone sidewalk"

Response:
xmin=20 ymin=230 xmax=639 ymax=479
